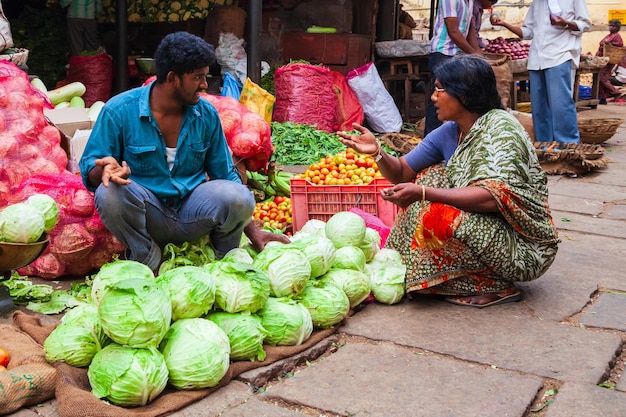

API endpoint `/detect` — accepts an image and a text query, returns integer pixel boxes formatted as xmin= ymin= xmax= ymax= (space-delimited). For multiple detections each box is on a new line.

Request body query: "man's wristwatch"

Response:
xmin=563 ymin=23 xmax=570 ymax=29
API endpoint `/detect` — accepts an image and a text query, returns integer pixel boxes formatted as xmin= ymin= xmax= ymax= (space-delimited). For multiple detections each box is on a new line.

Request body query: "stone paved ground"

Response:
xmin=5 ymin=103 xmax=626 ymax=417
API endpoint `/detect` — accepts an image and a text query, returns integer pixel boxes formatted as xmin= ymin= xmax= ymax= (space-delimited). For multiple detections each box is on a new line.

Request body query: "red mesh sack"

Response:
xmin=200 ymin=93 xmax=273 ymax=172
xmin=349 ymin=207 xmax=392 ymax=247
xmin=0 ymin=62 xmax=63 ymax=208
xmin=67 ymin=53 xmax=113 ymax=107
xmin=272 ymin=63 xmax=337 ymax=132
xmin=12 ymin=174 xmax=125 ymax=279
xmin=331 ymin=71 xmax=364 ymax=132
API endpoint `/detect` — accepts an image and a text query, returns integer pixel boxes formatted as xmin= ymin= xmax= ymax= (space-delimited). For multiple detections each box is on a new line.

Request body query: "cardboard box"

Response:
xmin=70 ymin=129 xmax=92 ymax=164
xmin=44 ymin=107 xmax=93 ymax=138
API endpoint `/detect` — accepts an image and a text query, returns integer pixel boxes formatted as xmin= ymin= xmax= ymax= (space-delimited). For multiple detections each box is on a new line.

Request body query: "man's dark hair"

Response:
xmin=434 ymin=54 xmax=504 ymax=115
xmin=153 ymin=31 xmax=216 ymax=83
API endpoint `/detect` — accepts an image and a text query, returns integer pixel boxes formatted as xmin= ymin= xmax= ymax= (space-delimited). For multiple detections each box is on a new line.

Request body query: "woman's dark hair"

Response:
xmin=609 ymin=19 xmax=621 ymax=30
xmin=153 ymin=31 xmax=216 ymax=83
xmin=433 ymin=54 xmax=503 ymax=114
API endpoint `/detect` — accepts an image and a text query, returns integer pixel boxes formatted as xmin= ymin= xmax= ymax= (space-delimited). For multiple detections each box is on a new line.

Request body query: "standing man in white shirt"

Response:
xmin=491 ymin=0 xmax=590 ymax=144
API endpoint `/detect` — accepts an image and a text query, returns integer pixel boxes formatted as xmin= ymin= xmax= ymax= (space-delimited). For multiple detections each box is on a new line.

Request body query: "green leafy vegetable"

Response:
xmin=158 ymin=234 xmax=215 ymax=274
xmin=159 ymin=318 xmax=231 ymax=389
xmin=98 ymin=278 xmax=172 ymax=348
xmin=88 ymin=343 xmax=169 ymax=407
xmin=271 ymin=122 xmax=347 ymax=165
xmin=206 ymin=311 xmax=268 ymax=362
xmin=44 ymin=303 xmax=110 ymax=367
xmin=155 ymin=266 xmax=216 ymax=321
xmin=257 ymin=297 xmax=313 ymax=346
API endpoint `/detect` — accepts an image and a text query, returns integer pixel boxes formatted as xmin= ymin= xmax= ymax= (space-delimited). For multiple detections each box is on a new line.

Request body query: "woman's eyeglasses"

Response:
xmin=433 ymin=86 xmax=445 ymax=94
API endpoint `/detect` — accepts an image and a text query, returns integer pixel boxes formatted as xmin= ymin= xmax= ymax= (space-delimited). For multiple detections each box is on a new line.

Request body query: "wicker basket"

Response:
xmin=577 ymin=118 xmax=623 ymax=144
xmin=378 ymin=132 xmax=422 ymax=155
xmin=534 ymin=141 xmax=609 ymax=176
xmin=604 ymin=43 xmax=626 ymax=65
xmin=0 ymin=48 xmax=29 ymax=67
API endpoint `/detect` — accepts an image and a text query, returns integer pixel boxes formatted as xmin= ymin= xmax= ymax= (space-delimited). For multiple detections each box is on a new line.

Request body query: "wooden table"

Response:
xmin=510 ymin=66 xmax=601 ymax=110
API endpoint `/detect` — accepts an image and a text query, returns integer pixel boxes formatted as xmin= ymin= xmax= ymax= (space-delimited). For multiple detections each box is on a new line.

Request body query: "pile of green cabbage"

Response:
xmin=0 ymin=193 xmax=58 ymax=243
xmin=42 ymin=212 xmax=407 ymax=407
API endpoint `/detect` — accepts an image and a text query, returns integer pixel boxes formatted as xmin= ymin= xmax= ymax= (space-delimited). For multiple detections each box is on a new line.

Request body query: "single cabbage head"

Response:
xmin=98 ymin=277 xmax=172 ymax=348
xmin=159 ymin=318 xmax=231 ymax=389
xmin=91 ymin=260 xmax=155 ymax=305
xmin=206 ymin=311 xmax=267 ymax=362
xmin=369 ymin=265 xmax=406 ymax=305
xmin=88 ymin=343 xmax=169 ymax=407
xmin=297 ymin=279 xmax=350 ymax=329
xmin=223 ymin=247 xmax=255 ymax=264
xmin=203 ymin=259 xmax=270 ymax=313
xmin=320 ymin=268 xmax=371 ymax=309
xmin=155 ymin=265 xmax=216 ymax=321
xmin=297 ymin=219 xmax=327 ymax=237
xmin=26 ymin=194 xmax=59 ymax=232
xmin=257 ymin=297 xmax=313 ymax=346
xmin=366 ymin=248 xmax=405 ymax=275
xmin=359 ymin=228 xmax=381 ymax=262
xmin=0 ymin=202 xmax=45 ymax=243
xmin=325 ymin=211 xmax=366 ymax=249
xmin=252 ymin=245 xmax=312 ymax=297
xmin=44 ymin=303 xmax=110 ymax=367
xmin=289 ymin=234 xmax=336 ymax=278
xmin=332 ymin=246 xmax=366 ymax=272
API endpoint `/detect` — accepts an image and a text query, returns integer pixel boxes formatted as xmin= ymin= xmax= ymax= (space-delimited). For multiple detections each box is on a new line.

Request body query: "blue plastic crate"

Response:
xmin=579 ymin=85 xmax=592 ymax=100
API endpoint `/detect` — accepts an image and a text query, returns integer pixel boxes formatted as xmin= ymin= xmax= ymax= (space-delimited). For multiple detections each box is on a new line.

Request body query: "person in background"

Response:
xmin=490 ymin=0 xmax=590 ymax=144
xmin=424 ymin=0 xmax=480 ymax=137
xmin=338 ymin=55 xmax=559 ymax=308
xmin=79 ymin=32 xmax=289 ymax=273
xmin=595 ymin=19 xmax=623 ymax=104
xmin=60 ymin=0 xmax=102 ymax=56
xmin=473 ymin=0 xmax=498 ymax=49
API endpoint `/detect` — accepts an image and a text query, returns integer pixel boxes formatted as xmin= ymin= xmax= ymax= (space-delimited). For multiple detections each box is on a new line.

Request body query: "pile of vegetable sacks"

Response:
xmin=0 ymin=61 xmax=125 ymax=278
xmin=42 ymin=211 xmax=406 ymax=409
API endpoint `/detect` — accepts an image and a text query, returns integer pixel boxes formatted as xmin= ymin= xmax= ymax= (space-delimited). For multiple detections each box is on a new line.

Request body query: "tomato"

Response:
xmin=0 ymin=365 xmax=6 ymax=372
xmin=0 ymin=348 xmax=9 ymax=367
xmin=274 ymin=196 xmax=284 ymax=204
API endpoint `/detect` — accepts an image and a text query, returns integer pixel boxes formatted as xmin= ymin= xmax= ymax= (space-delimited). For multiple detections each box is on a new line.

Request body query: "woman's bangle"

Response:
xmin=421 ymin=185 xmax=426 ymax=204
xmin=369 ymin=142 xmax=383 ymax=162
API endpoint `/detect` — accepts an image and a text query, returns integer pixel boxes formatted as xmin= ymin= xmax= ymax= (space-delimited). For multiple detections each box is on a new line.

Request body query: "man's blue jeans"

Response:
xmin=94 ymin=180 xmax=255 ymax=271
xmin=529 ymin=60 xmax=580 ymax=143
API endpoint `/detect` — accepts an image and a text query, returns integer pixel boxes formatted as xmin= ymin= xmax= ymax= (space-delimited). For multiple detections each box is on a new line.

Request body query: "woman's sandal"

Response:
xmin=444 ymin=290 xmax=522 ymax=308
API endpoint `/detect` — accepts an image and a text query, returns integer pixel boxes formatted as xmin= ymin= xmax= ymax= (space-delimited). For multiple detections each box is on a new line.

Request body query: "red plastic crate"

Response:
xmin=290 ymin=177 xmax=399 ymax=232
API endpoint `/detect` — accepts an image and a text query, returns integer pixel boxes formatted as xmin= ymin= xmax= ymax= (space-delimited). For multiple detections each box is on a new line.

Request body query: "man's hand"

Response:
xmin=95 ymin=157 xmax=131 ymax=187
xmin=244 ymin=222 xmax=290 ymax=252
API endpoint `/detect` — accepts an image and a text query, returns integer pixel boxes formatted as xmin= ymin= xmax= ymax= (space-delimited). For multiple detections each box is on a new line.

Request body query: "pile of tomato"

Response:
xmin=253 ymin=196 xmax=292 ymax=231
xmin=0 ymin=347 xmax=9 ymax=371
xmin=293 ymin=148 xmax=383 ymax=186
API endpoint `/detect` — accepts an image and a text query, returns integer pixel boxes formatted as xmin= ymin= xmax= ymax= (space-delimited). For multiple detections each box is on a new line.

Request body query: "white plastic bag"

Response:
xmin=216 ymin=32 xmax=246 ymax=78
xmin=346 ymin=62 xmax=402 ymax=133
xmin=0 ymin=2 xmax=14 ymax=51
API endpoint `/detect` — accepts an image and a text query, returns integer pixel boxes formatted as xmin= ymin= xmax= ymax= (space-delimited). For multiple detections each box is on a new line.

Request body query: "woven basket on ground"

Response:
xmin=604 ymin=43 xmax=626 ymax=65
xmin=534 ymin=141 xmax=609 ymax=176
xmin=378 ymin=132 xmax=422 ymax=155
xmin=577 ymin=118 xmax=623 ymax=144
xmin=0 ymin=48 xmax=28 ymax=67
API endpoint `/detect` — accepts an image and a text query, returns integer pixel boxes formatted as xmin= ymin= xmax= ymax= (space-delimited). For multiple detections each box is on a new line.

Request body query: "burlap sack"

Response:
xmin=483 ymin=52 xmax=513 ymax=109
xmin=12 ymin=310 xmax=337 ymax=417
xmin=0 ymin=313 xmax=57 ymax=416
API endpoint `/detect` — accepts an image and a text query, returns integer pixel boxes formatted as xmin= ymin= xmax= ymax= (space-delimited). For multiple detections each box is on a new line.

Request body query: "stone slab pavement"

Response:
xmin=5 ymin=104 xmax=626 ymax=417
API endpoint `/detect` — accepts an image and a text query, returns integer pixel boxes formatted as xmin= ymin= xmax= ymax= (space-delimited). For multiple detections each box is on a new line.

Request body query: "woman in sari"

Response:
xmin=337 ymin=55 xmax=559 ymax=308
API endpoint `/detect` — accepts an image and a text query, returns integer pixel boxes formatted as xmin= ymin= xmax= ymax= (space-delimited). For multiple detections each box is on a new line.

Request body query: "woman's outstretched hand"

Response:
xmin=336 ymin=123 xmax=379 ymax=155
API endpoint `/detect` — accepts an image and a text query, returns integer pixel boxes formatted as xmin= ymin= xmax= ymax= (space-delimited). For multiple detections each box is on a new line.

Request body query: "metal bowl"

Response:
xmin=0 ymin=234 xmax=49 ymax=272
xmin=135 ymin=58 xmax=156 ymax=75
